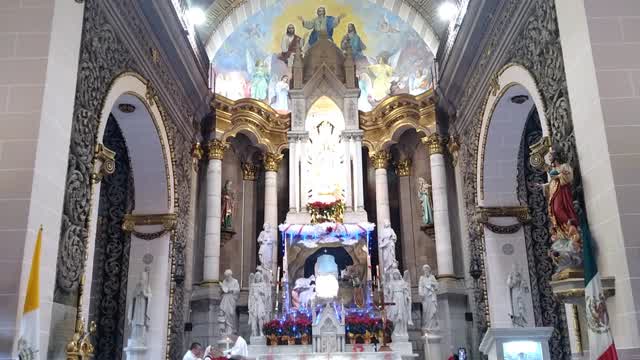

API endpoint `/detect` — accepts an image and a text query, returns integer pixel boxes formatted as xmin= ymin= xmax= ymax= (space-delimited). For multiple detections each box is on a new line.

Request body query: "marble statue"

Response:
xmin=417 ymin=177 xmax=434 ymax=225
xmin=221 ymin=180 xmax=235 ymax=231
xmin=418 ymin=264 xmax=438 ymax=331
xmin=541 ymin=149 xmax=583 ymax=275
xmin=298 ymin=7 xmax=345 ymax=46
xmin=507 ymin=263 xmax=528 ymax=327
xmin=379 ymin=221 xmax=398 ymax=273
xmin=220 ymin=269 xmax=240 ymax=335
xmin=248 ymin=271 xmax=269 ymax=336
xmin=387 ymin=269 xmax=413 ymax=337
xmin=256 ymin=265 xmax=273 ymax=320
xmin=257 ymin=223 xmax=274 ymax=268
xmin=292 ymin=275 xmax=316 ymax=308
xmin=128 ymin=266 xmax=152 ymax=346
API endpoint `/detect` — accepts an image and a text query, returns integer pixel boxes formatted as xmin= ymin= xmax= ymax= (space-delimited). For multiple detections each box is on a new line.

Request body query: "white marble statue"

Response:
xmin=257 ymin=223 xmax=274 ymax=269
xmin=507 ymin=263 xmax=528 ymax=327
xmin=418 ymin=264 xmax=439 ymax=331
xmin=417 ymin=177 xmax=434 ymax=225
xmin=128 ymin=266 xmax=152 ymax=346
xmin=248 ymin=271 xmax=269 ymax=336
xmin=379 ymin=221 xmax=398 ymax=273
xmin=387 ymin=269 xmax=413 ymax=337
xmin=220 ymin=269 xmax=240 ymax=335
xmin=292 ymin=275 xmax=316 ymax=308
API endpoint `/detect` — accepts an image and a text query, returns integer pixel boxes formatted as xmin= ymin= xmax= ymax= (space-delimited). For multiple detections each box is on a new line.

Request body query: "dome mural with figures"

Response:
xmin=211 ymin=0 xmax=435 ymax=113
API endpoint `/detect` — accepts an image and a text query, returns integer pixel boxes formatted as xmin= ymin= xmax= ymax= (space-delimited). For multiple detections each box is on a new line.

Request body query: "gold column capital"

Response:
xmin=207 ymin=139 xmax=227 ymax=160
xmin=423 ymin=133 xmax=444 ymax=155
xmin=371 ymin=150 xmax=390 ymax=170
xmin=396 ymin=159 xmax=411 ymax=177
xmin=242 ymin=162 xmax=259 ymax=181
xmin=263 ymin=152 xmax=283 ymax=172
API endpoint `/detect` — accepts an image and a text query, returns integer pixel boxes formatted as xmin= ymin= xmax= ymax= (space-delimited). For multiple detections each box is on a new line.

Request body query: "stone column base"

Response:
xmin=124 ymin=345 xmax=147 ymax=360
xmin=423 ymin=333 xmax=442 ymax=360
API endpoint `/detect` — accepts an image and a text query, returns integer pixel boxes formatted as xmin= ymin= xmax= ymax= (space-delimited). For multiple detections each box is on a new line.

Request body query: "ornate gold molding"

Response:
xmin=122 ymin=213 xmax=177 ymax=232
xmin=191 ymin=142 xmax=203 ymax=161
xmin=207 ymin=139 xmax=227 ymax=160
xmin=396 ymin=159 xmax=411 ymax=177
xmin=475 ymin=206 xmax=531 ymax=224
xmin=360 ymin=91 xmax=436 ymax=152
xmin=263 ymin=152 xmax=283 ymax=172
xmin=213 ymin=95 xmax=290 ymax=154
xmin=448 ymin=135 xmax=461 ymax=166
xmin=529 ymin=135 xmax=551 ymax=170
xmin=371 ymin=151 xmax=390 ymax=170
xmin=92 ymin=143 xmax=116 ymax=183
xmin=423 ymin=133 xmax=444 ymax=155
xmin=242 ymin=162 xmax=258 ymax=181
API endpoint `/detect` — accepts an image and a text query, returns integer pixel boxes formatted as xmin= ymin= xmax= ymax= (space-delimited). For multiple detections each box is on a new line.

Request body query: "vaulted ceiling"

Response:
xmin=192 ymin=0 xmax=451 ymax=57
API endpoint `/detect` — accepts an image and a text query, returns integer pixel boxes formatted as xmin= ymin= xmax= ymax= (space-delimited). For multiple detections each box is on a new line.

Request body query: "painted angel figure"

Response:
xmin=357 ymin=72 xmax=373 ymax=111
xmin=246 ymin=50 xmax=271 ymax=102
xmin=248 ymin=271 xmax=268 ymax=336
xmin=387 ymin=269 xmax=413 ymax=338
xmin=367 ymin=50 xmax=401 ymax=102
xmin=417 ymin=177 xmax=433 ymax=225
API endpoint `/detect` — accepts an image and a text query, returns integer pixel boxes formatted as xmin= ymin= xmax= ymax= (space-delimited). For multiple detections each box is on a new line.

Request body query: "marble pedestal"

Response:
xmin=391 ymin=335 xmax=414 ymax=356
xmin=124 ymin=343 xmax=147 ymax=360
xmin=423 ymin=333 xmax=443 ymax=360
xmin=479 ymin=327 xmax=554 ymax=360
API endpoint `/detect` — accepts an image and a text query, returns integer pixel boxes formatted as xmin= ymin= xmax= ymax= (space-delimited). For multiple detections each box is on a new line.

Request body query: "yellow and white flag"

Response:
xmin=17 ymin=226 xmax=42 ymax=360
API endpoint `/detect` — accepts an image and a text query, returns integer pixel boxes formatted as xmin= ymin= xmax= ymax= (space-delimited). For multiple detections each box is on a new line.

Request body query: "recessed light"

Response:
xmin=118 ymin=103 xmax=136 ymax=113
xmin=510 ymin=95 xmax=529 ymax=104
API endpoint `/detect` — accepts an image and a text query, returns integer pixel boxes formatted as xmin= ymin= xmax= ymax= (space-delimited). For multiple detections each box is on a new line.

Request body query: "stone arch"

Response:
xmin=204 ymin=0 xmax=440 ymax=58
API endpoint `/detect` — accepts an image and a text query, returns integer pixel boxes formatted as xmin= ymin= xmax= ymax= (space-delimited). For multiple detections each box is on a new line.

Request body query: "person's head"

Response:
xmin=224 ymin=269 xmax=233 ymax=280
xmin=384 ymin=220 xmax=391 ymax=228
xmin=263 ymin=223 xmax=270 ymax=231
xmin=348 ymin=23 xmax=356 ymax=33
xmin=281 ymin=75 xmax=289 ymax=82
xmin=287 ymin=24 xmax=295 ymax=35
xmin=190 ymin=342 xmax=203 ymax=356
xmin=317 ymin=7 xmax=326 ymax=17
xmin=255 ymin=272 xmax=263 ymax=282
xmin=393 ymin=270 xmax=401 ymax=280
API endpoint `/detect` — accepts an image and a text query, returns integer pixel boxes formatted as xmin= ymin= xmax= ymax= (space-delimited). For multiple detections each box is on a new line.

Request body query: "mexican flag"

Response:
xmin=17 ymin=227 xmax=42 ymax=360
xmin=582 ymin=218 xmax=618 ymax=360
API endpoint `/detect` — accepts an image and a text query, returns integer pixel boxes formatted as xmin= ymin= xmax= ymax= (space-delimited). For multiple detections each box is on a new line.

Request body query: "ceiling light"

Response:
xmin=188 ymin=7 xmax=206 ymax=26
xmin=118 ymin=103 xmax=136 ymax=113
xmin=510 ymin=95 xmax=530 ymax=104
xmin=438 ymin=2 xmax=458 ymax=21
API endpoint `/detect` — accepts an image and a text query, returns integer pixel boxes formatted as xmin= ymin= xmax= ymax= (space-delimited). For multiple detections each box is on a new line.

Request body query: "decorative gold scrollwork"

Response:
xmin=92 ymin=143 xmax=116 ymax=183
xmin=263 ymin=152 xmax=284 ymax=172
xmin=371 ymin=151 xmax=390 ymax=170
xmin=395 ymin=159 xmax=411 ymax=177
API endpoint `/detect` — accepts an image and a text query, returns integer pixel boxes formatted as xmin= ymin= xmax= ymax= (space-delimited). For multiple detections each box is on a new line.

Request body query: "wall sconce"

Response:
xmin=92 ymin=143 xmax=116 ymax=183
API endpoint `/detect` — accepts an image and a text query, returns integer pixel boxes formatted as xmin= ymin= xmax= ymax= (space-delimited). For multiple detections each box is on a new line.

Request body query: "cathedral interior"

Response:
xmin=2 ymin=1 xmax=640 ymax=360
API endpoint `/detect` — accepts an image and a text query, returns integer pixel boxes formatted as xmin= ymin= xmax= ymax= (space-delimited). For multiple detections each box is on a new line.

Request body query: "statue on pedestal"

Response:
xmin=540 ymin=149 xmax=583 ymax=276
xmin=221 ymin=180 xmax=235 ymax=231
xmin=257 ymin=223 xmax=274 ymax=268
xmin=418 ymin=264 xmax=438 ymax=331
xmin=387 ymin=269 xmax=413 ymax=337
xmin=128 ymin=266 xmax=152 ymax=346
xmin=417 ymin=177 xmax=434 ymax=226
xmin=379 ymin=221 xmax=398 ymax=273
xmin=507 ymin=263 xmax=528 ymax=327
xmin=249 ymin=271 xmax=269 ymax=336
xmin=220 ymin=269 xmax=240 ymax=335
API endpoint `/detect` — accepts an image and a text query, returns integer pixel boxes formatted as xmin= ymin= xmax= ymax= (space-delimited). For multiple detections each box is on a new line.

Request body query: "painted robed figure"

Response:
xmin=298 ymin=7 xmax=345 ymax=46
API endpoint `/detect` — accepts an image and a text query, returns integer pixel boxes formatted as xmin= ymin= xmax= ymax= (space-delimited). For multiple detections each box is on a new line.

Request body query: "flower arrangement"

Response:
xmin=345 ymin=314 xmax=393 ymax=343
xmin=307 ymin=199 xmax=345 ymax=224
xmin=262 ymin=314 xmax=312 ymax=345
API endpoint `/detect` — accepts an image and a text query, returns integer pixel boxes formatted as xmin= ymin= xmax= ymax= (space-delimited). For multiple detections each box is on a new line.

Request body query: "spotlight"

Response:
xmin=188 ymin=7 xmax=206 ymax=26
xmin=438 ymin=2 xmax=458 ymax=21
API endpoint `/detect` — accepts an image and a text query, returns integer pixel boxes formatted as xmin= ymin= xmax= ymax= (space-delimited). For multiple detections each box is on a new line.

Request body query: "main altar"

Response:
xmin=243 ymin=29 xmax=416 ymax=360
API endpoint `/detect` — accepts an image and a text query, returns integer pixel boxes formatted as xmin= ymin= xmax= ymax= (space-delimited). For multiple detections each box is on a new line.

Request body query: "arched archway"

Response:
xmin=83 ymin=74 xmax=176 ymax=360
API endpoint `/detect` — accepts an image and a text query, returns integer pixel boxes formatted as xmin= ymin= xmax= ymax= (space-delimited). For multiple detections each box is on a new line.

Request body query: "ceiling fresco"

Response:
xmin=210 ymin=0 xmax=435 ymax=113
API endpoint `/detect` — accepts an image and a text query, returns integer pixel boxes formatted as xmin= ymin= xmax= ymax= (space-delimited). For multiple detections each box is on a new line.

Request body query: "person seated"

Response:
xmin=183 ymin=342 xmax=203 ymax=360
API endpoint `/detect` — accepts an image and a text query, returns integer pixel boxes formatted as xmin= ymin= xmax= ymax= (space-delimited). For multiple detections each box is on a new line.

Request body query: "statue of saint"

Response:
xmin=128 ymin=266 xmax=152 ymax=346
xmin=220 ymin=269 xmax=240 ymax=335
xmin=257 ymin=223 xmax=274 ymax=269
xmin=418 ymin=264 xmax=438 ymax=331
xmin=387 ymin=269 xmax=413 ymax=337
xmin=379 ymin=221 xmax=398 ymax=273
xmin=298 ymin=7 xmax=345 ymax=46
xmin=507 ymin=263 xmax=528 ymax=327
xmin=248 ymin=271 xmax=268 ymax=336
xmin=340 ymin=23 xmax=366 ymax=59
xmin=221 ymin=180 xmax=235 ymax=231
xmin=541 ymin=149 xmax=583 ymax=273
xmin=417 ymin=177 xmax=433 ymax=225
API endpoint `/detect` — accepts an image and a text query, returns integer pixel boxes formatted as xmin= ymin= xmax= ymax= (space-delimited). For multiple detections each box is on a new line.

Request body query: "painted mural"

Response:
xmin=212 ymin=0 xmax=434 ymax=113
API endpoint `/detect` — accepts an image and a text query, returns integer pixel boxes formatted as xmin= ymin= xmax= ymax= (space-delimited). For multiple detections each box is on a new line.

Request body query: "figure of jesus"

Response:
xmin=279 ymin=24 xmax=303 ymax=67
xmin=298 ymin=7 xmax=345 ymax=47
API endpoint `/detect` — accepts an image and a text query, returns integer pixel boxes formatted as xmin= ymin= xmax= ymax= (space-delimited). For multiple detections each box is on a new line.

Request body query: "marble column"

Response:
xmin=203 ymin=139 xmax=226 ymax=282
xmin=372 ymin=150 xmax=391 ymax=242
xmin=396 ymin=159 xmax=418 ymax=280
xmin=353 ymin=133 xmax=365 ymax=211
xmin=423 ymin=134 xmax=455 ymax=277
xmin=342 ymin=134 xmax=353 ymax=211
xmin=241 ymin=162 xmax=258 ymax=288
xmin=263 ymin=151 xmax=283 ymax=274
